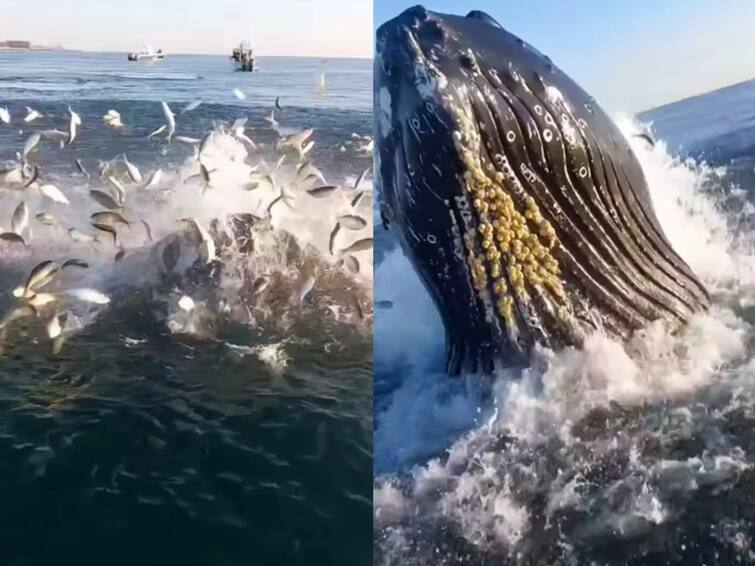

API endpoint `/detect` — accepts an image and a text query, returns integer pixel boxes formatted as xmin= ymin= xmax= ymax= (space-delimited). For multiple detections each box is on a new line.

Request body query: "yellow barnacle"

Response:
xmin=544 ymin=257 xmax=559 ymax=274
xmin=544 ymin=278 xmax=565 ymax=300
xmin=490 ymin=263 xmax=502 ymax=279
xmin=497 ymin=296 xmax=514 ymax=321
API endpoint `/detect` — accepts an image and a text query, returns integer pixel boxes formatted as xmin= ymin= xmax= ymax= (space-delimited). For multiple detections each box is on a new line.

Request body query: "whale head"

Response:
xmin=375 ymin=6 xmax=709 ymax=375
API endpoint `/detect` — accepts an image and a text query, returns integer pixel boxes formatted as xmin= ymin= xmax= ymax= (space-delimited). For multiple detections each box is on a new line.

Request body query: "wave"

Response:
xmin=373 ymin=115 xmax=755 ymax=562
xmin=84 ymin=72 xmax=202 ymax=82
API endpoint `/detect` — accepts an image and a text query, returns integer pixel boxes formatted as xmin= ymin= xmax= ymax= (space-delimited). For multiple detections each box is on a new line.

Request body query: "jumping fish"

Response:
xmin=39 ymin=184 xmax=69 ymax=204
xmin=91 ymin=222 xmax=117 ymax=245
xmin=75 ymin=159 xmax=90 ymax=179
xmin=61 ymin=258 xmax=89 ymax=270
xmin=160 ymin=101 xmax=176 ymax=141
xmin=0 ymin=233 xmax=26 ymax=247
xmin=306 ymin=185 xmax=339 ymax=198
xmin=89 ymin=189 xmax=121 ymax=210
xmin=343 ymin=255 xmax=360 ymax=274
xmin=64 ymin=288 xmax=110 ymax=305
xmin=123 ymin=154 xmax=142 ymax=183
xmin=35 ymin=212 xmax=57 ymax=226
xmin=67 ymin=229 xmax=95 ymax=243
xmin=67 ymin=107 xmax=81 ymax=146
xmin=147 ymin=125 xmax=166 ymax=139
xmin=23 ymin=132 xmax=41 ymax=157
xmin=251 ymin=276 xmax=269 ymax=296
xmin=91 ymin=211 xmax=130 ymax=227
xmin=340 ymin=238 xmax=372 ymax=254
xmin=144 ymin=169 xmax=163 ymax=190
xmin=336 ymin=215 xmax=367 ymax=230
xmin=24 ymin=106 xmax=42 ymax=123
xmin=11 ymin=201 xmax=29 ymax=235
xmin=181 ymin=100 xmax=202 ymax=114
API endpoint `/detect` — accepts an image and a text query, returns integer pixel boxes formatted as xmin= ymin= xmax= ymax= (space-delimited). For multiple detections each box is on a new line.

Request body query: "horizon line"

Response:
xmin=1 ymin=44 xmax=372 ymax=60
xmin=637 ymin=73 xmax=755 ymax=115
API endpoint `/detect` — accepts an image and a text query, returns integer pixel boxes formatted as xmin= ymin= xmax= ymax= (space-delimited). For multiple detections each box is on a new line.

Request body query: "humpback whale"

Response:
xmin=375 ymin=6 xmax=709 ymax=375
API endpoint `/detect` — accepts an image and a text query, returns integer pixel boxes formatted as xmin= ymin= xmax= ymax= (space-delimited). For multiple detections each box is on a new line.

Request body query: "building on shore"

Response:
xmin=0 ymin=40 xmax=32 ymax=49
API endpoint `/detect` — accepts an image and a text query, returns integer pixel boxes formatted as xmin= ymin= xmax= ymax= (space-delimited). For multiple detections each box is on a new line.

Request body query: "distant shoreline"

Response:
xmin=0 ymin=47 xmax=370 ymax=60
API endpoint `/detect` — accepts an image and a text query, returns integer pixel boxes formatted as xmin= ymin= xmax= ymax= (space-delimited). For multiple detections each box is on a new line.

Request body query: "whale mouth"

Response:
xmin=375 ymin=7 xmax=709 ymax=375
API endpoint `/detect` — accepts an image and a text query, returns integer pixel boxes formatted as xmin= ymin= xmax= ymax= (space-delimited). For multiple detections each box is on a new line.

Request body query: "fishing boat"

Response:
xmin=231 ymin=40 xmax=258 ymax=72
xmin=127 ymin=45 xmax=165 ymax=61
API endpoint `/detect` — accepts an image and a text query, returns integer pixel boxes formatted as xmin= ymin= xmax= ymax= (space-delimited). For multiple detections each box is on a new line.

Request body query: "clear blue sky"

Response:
xmin=0 ymin=0 xmax=372 ymax=58
xmin=375 ymin=1 xmax=755 ymax=112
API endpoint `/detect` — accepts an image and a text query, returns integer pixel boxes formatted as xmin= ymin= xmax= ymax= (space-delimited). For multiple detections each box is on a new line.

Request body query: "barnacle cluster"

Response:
xmin=447 ymin=88 xmax=567 ymax=330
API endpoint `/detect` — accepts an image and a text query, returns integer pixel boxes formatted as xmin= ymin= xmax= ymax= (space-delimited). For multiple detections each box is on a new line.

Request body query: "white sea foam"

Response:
xmin=374 ymin=115 xmax=755 ymax=560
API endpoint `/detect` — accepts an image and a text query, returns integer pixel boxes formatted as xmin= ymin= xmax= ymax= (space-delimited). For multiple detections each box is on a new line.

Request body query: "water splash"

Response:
xmin=374 ymin=115 xmax=755 ymax=562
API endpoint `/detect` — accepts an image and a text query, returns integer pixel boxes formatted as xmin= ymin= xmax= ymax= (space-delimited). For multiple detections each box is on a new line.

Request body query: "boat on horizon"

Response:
xmin=231 ymin=40 xmax=258 ymax=72
xmin=127 ymin=45 xmax=165 ymax=61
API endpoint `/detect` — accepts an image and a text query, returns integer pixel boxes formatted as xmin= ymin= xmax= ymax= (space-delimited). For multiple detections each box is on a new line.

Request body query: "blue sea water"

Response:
xmin=374 ymin=79 xmax=755 ymax=565
xmin=0 ymin=52 xmax=372 ymax=565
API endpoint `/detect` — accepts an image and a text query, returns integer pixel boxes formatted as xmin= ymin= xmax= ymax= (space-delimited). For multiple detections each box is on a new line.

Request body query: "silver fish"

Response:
xmin=67 ymin=229 xmax=94 ymax=243
xmin=106 ymin=176 xmax=126 ymax=205
xmin=11 ymin=201 xmax=29 ymax=235
xmin=91 ymin=211 xmax=130 ymax=227
xmin=23 ymin=132 xmax=41 ymax=157
xmin=353 ymin=167 xmax=369 ymax=191
xmin=176 ymin=136 xmax=200 ymax=144
xmin=89 ymin=189 xmax=121 ymax=210
xmin=251 ymin=276 xmax=269 ymax=296
xmin=20 ymin=164 xmax=39 ymax=189
xmin=336 ymin=215 xmax=367 ymax=230
xmin=350 ymin=191 xmax=366 ymax=208
xmin=141 ymin=219 xmax=153 ymax=242
xmin=67 ymin=107 xmax=80 ymax=146
xmin=306 ymin=185 xmax=339 ymax=198
xmin=147 ymin=125 xmax=167 ymax=139
xmin=144 ymin=169 xmax=163 ymax=190
xmin=328 ymin=223 xmax=341 ymax=256
xmin=61 ymin=258 xmax=89 ymax=270
xmin=24 ymin=260 xmax=60 ymax=294
xmin=91 ymin=222 xmax=117 ymax=245
xmin=160 ymin=101 xmax=176 ymax=141
xmin=35 ymin=212 xmax=57 ymax=226
xmin=340 ymin=238 xmax=372 ymax=254
xmin=0 ymin=232 xmax=26 ymax=247
xmin=181 ymin=100 xmax=202 ymax=114
xmin=46 ymin=311 xmax=62 ymax=339
xmin=75 ymin=159 xmax=90 ymax=179
xmin=343 ymin=255 xmax=360 ymax=274
xmin=122 ymin=154 xmax=142 ymax=183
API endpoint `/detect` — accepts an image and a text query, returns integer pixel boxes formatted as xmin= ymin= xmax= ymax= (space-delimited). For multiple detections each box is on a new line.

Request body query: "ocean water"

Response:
xmin=0 ymin=52 xmax=373 ymax=565
xmin=374 ymin=79 xmax=755 ymax=564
